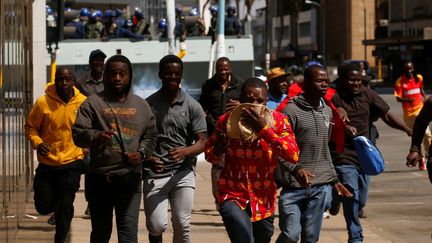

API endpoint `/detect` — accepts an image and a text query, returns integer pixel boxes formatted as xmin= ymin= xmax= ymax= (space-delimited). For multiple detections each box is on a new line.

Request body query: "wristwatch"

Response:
xmin=137 ymin=147 xmax=148 ymax=162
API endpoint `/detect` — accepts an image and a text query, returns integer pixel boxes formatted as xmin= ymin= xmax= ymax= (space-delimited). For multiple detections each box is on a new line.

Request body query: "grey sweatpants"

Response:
xmin=143 ymin=169 xmax=195 ymax=243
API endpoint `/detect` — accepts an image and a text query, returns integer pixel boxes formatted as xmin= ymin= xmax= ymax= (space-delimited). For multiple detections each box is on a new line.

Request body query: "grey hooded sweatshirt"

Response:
xmin=280 ymin=94 xmax=339 ymax=188
xmin=72 ymin=55 xmax=157 ymax=176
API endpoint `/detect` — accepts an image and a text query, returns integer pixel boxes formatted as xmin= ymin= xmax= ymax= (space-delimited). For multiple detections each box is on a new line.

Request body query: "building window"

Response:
xmin=299 ymin=22 xmax=310 ymax=37
xmin=274 ymin=26 xmax=290 ymax=41
xmin=390 ymin=30 xmax=403 ymax=37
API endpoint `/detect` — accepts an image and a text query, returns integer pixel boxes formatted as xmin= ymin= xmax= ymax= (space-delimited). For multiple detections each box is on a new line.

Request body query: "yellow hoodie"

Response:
xmin=25 ymin=84 xmax=87 ymax=166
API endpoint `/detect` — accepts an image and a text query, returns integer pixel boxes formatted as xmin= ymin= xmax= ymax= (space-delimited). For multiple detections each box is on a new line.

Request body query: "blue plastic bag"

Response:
xmin=353 ymin=136 xmax=385 ymax=175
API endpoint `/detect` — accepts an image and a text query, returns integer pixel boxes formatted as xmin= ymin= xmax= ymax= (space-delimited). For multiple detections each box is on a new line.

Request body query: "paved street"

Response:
xmin=15 ymin=92 xmax=432 ymax=242
xmin=359 ymin=92 xmax=432 ymax=243
xmin=15 ymin=161 xmax=392 ymax=243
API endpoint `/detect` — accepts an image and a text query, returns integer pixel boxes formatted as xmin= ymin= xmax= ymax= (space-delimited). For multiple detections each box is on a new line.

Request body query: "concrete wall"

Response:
xmin=45 ymin=37 xmax=254 ymax=96
xmin=32 ymin=0 xmax=46 ymax=102
xmin=325 ymin=0 xmax=375 ymax=66
xmin=349 ymin=0 xmax=375 ymax=64
xmin=325 ymin=0 xmax=348 ymax=64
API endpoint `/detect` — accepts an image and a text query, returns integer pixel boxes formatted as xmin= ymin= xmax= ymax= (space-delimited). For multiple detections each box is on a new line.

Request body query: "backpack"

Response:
xmin=353 ymin=136 xmax=385 ymax=175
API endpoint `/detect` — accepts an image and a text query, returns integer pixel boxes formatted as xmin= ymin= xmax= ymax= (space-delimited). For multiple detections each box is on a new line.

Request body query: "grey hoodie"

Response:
xmin=280 ymin=94 xmax=339 ymax=188
xmin=72 ymin=55 xmax=157 ymax=176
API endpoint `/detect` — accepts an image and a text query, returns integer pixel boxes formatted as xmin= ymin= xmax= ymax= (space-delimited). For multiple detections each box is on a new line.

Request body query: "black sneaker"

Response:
xmin=85 ymin=205 xmax=90 ymax=216
xmin=47 ymin=214 xmax=55 ymax=225
xmin=359 ymin=209 xmax=367 ymax=218
xmin=329 ymin=187 xmax=341 ymax=216
xmin=148 ymin=234 xmax=162 ymax=243
xmin=329 ymin=199 xmax=341 ymax=216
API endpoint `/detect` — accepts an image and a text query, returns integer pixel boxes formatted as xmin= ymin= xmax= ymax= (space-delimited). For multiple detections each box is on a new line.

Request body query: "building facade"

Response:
xmin=365 ymin=0 xmax=432 ymax=84
xmin=252 ymin=0 xmax=376 ymax=70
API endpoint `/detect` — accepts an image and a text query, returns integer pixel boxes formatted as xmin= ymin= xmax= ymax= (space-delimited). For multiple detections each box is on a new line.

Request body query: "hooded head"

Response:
xmin=103 ymin=55 xmax=133 ymax=100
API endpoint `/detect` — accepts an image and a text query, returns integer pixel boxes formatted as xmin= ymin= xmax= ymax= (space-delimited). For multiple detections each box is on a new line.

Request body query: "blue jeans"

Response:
xmin=324 ymin=184 xmax=333 ymax=211
xmin=276 ymin=184 xmax=330 ymax=243
xmin=219 ymin=200 xmax=274 ymax=243
xmin=335 ymin=165 xmax=370 ymax=243
xmin=358 ymin=173 xmax=370 ymax=212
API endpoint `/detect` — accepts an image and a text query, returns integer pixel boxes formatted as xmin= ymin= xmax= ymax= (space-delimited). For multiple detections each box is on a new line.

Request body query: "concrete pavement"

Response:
xmin=16 ymin=160 xmax=391 ymax=243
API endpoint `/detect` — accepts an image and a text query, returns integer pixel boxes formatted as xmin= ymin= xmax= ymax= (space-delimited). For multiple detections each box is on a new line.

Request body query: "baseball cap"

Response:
xmin=304 ymin=61 xmax=324 ymax=69
xmin=267 ymin=67 xmax=292 ymax=82
xmin=89 ymin=49 xmax=107 ymax=60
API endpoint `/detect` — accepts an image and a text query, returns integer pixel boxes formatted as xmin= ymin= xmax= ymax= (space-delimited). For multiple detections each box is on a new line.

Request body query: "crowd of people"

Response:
xmin=46 ymin=5 xmax=242 ymax=42
xmin=26 ymin=47 xmax=431 ymax=243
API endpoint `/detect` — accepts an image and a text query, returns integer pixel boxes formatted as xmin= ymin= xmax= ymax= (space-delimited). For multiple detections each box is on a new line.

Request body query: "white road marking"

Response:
xmin=410 ymin=172 xmax=427 ymax=177
xmin=367 ymin=202 xmax=424 ymax=205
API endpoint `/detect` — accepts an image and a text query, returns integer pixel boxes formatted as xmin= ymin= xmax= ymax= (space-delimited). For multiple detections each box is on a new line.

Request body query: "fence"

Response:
xmin=0 ymin=0 xmax=33 ymax=241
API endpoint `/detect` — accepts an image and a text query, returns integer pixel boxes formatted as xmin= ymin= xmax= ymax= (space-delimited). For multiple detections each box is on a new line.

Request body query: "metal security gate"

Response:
xmin=0 ymin=0 xmax=33 ymax=242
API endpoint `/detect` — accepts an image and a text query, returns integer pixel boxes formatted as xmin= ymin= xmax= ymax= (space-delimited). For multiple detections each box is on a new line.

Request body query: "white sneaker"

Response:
xmin=323 ymin=211 xmax=330 ymax=219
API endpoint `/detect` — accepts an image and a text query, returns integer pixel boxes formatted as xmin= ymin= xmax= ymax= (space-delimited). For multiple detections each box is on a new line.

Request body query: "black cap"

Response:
xmin=89 ymin=49 xmax=107 ymax=60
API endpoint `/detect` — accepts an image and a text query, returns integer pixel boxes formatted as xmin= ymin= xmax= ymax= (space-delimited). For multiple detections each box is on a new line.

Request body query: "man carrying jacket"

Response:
xmin=277 ymin=64 xmax=352 ymax=243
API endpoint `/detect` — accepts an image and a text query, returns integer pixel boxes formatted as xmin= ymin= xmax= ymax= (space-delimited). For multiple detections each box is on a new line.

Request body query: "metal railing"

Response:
xmin=0 ymin=0 xmax=33 ymax=241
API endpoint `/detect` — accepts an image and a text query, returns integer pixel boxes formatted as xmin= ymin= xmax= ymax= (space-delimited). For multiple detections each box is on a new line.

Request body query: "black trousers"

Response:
xmin=86 ymin=171 xmax=142 ymax=243
xmin=369 ymin=124 xmax=379 ymax=145
xmin=33 ymin=162 xmax=82 ymax=243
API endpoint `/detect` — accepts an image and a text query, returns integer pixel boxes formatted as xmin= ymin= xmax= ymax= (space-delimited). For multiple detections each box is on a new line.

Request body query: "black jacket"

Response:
xmin=199 ymin=75 xmax=242 ymax=135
